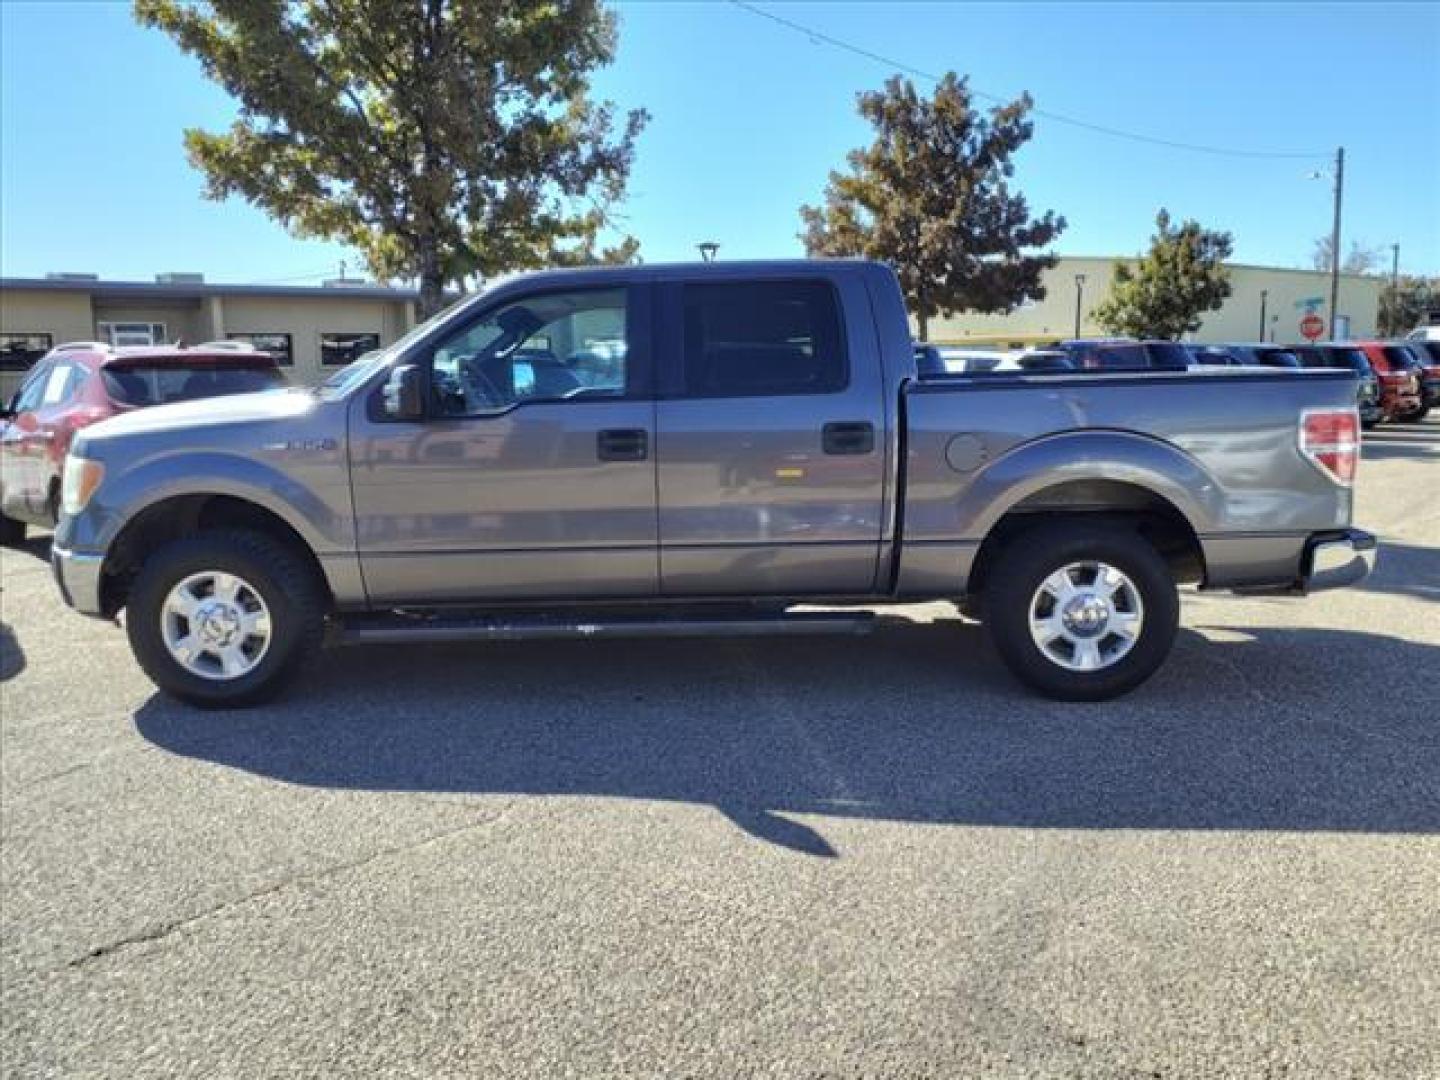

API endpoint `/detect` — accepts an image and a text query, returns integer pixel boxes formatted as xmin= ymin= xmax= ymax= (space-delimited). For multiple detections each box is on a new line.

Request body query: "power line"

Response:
xmin=729 ymin=0 xmax=1327 ymax=161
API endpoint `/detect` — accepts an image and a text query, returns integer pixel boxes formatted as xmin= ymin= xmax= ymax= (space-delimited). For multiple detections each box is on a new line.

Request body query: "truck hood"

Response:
xmin=79 ymin=388 xmax=318 ymax=444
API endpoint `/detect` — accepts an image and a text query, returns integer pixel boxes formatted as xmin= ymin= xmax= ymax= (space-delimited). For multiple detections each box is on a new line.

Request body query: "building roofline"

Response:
xmin=1049 ymin=254 xmax=1379 ymax=282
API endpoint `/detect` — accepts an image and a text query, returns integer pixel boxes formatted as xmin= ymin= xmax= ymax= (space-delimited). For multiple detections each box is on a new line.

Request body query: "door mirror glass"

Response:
xmin=382 ymin=364 xmax=424 ymax=420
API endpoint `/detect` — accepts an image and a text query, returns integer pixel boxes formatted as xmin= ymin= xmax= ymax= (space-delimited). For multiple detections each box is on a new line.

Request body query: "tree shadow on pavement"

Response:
xmin=133 ymin=617 xmax=1440 ymax=857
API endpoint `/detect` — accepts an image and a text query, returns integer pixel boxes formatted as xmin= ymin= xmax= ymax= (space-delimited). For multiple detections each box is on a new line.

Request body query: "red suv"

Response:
xmin=1355 ymin=341 xmax=1424 ymax=424
xmin=1 ymin=344 xmax=284 ymax=543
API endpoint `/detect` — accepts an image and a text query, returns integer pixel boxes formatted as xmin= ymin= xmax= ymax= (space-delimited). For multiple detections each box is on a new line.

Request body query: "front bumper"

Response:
xmin=51 ymin=543 xmax=107 ymax=616
xmin=1301 ymin=528 xmax=1376 ymax=593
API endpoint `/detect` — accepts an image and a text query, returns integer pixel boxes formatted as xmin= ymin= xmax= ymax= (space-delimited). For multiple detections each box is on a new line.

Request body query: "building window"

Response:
xmin=98 ymin=321 xmax=167 ymax=347
xmin=321 ymin=331 xmax=381 ymax=366
xmin=0 ymin=332 xmax=53 ymax=372
xmin=227 ymin=332 xmax=294 ymax=366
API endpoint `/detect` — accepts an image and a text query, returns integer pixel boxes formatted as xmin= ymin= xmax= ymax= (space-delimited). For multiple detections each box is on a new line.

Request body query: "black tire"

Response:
xmin=0 ymin=512 xmax=24 ymax=547
xmin=983 ymin=522 xmax=1179 ymax=702
xmin=1361 ymin=418 xmax=1379 ymax=431
xmin=126 ymin=529 xmax=325 ymax=707
xmin=1398 ymin=405 xmax=1430 ymax=423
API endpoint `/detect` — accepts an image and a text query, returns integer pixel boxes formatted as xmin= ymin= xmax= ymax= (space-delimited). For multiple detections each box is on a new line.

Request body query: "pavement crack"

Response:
xmin=65 ymin=800 xmax=523 ymax=970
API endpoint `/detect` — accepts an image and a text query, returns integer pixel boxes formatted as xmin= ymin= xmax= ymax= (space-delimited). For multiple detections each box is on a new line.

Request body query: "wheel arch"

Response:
xmin=960 ymin=432 xmax=1217 ymax=599
xmin=99 ymin=491 xmax=332 ymax=617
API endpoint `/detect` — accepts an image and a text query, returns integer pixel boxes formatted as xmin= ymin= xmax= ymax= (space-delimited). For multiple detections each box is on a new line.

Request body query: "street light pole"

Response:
xmin=1073 ymin=274 xmax=1086 ymax=338
xmin=1327 ymin=146 xmax=1344 ymax=337
xmin=1391 ymin=243 xmax=1400 ymax=290
xmin=1259 ymin=290 xmax=1268 ymax=341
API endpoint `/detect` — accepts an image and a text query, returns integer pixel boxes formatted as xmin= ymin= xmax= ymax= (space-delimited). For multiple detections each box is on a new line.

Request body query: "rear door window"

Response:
xmin=680 ymin=280 xmax=847 ymax=397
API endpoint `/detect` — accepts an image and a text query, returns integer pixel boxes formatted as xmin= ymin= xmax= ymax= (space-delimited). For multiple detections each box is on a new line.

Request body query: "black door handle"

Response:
xmin=597 ymin=428 xmax=648 ymax=461
xmin=822 ymin=421 xmax=875 ymax=455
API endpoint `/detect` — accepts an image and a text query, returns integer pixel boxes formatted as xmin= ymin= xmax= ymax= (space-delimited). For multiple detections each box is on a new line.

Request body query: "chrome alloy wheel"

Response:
xmin=160 ymin=571 xmax=273 ymax=681
xmin=1027 ymin=561 xmax=1145 ymax=673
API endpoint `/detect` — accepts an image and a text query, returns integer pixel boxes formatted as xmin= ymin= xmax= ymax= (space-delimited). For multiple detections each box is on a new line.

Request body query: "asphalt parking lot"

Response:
xmin=2 ymin=420 xmax=1437 ymax=1079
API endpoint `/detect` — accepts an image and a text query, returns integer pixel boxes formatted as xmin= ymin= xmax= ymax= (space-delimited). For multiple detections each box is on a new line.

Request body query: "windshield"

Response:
xmin=1382 ymin=346 xmax=1419 ymax=371
xmin=101 ymin=364 xmax=284 ymax=407
xmin=315 ymin=290 xmax=489 ymax=397
xmin=316 ymin=348 xmax=394 ymax=396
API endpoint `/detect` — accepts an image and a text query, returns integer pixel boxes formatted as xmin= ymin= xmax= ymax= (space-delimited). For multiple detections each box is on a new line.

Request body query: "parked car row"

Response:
xmin=1 ymin=341 xmax=286 ymax=543
xmin=922 ymin=336 xmax=1439 ymax=431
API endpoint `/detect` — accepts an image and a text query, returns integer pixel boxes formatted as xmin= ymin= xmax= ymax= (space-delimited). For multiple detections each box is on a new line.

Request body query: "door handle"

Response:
xmin=597 ymin=428 xmax=648 ymax=462
xmin=822 ymin=421 xmax=875 ymax=455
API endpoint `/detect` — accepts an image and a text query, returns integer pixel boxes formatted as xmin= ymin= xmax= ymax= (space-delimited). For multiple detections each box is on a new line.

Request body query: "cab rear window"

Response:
xmin=102 ymin=364 xmax=284 ymax=407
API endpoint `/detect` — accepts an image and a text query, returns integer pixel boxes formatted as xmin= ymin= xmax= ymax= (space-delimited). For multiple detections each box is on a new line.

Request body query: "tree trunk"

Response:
xmin=418 ymin=240 xmax=445 ymax=319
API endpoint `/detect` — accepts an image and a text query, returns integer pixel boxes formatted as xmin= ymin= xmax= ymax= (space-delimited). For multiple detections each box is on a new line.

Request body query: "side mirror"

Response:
xmin=382 ymin=364 xmax=424 ymax=420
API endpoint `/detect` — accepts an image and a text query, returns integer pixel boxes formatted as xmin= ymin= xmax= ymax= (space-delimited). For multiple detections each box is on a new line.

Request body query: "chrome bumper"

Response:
xmin=1302 ymin=529 xmax=1376 ymax=593
xmin=51 ymin=544 xmax=106 ymax=616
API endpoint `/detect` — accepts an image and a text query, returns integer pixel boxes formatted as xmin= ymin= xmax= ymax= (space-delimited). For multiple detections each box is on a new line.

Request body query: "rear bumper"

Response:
xmin=1302 ymin=528 xmax=1376 ymax=593
xmin=51 ymin=544 xmax=106 ymax=616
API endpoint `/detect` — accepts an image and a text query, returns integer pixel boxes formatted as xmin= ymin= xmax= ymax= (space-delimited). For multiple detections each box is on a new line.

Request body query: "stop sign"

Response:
xmin=1300 ymin=313 xmax=1325 ymax=340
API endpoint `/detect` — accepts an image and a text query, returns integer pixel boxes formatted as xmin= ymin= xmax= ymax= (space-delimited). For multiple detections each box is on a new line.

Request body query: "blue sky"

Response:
xmin=3 ymin=1 xmax=1437 ymax=285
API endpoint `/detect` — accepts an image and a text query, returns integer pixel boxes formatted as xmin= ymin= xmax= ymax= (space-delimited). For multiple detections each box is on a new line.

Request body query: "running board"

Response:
xmin=336 ymin=610 xmax=876 ymax=646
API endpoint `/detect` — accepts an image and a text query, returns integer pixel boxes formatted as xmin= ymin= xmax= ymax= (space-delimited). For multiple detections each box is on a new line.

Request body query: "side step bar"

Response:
xmin=336 ymin=610 xmax=876 ymax=646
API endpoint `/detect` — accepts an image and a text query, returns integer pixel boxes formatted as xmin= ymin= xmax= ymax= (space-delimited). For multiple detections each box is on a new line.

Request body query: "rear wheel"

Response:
xmin=125 ymin=530 xmax=325 ymax=707
xmin=983 ymin=523 xmax=1179 ymax=701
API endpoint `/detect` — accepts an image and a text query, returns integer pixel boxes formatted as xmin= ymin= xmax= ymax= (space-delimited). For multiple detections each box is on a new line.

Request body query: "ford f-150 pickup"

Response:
xmin=45 ymin=260 xmax=1375 ymax=706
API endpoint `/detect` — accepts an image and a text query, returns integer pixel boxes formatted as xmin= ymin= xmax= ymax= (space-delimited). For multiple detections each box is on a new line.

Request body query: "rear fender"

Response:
xmin=958 ymin=430 xmax=1224 ymax=539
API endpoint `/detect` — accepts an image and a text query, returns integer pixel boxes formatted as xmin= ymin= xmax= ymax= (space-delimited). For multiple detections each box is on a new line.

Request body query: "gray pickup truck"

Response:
xmin=48 ymin=260 xmax=1374 ymax=706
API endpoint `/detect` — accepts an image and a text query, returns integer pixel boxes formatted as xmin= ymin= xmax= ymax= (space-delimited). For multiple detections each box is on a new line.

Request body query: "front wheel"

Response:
xmin=983 ymin=523 xmax=1179 ymax=701
xmin=126 ymin=530 xmax=325 ymax=707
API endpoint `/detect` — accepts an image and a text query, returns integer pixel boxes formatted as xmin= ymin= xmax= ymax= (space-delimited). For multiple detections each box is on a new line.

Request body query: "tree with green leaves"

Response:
xmin=799 ymin=73 xmax=1065 ymax=341
xmin=135 ymin=0 xmax=648 ymax=315
xmin=1378 ymin=275 xmax=1438 ymax=336
xmin=1092 ymin=210 xmax=1234 ymax=340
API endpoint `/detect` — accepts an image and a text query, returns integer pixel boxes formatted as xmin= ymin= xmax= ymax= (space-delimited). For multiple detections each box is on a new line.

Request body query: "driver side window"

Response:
xmin=429 ymin=288 xmax=628 ymax=417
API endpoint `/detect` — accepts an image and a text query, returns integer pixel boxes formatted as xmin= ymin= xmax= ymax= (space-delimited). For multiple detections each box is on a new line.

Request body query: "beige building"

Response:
xmin=1 ymin=273 xmax=418 ymax=397
xmin=925 ymin=256 xmax=1383 ymax=346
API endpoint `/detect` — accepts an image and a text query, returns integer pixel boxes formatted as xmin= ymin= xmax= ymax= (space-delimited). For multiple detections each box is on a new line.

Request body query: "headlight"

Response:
xmin=61 ymin=454 xmax=105 ymax=516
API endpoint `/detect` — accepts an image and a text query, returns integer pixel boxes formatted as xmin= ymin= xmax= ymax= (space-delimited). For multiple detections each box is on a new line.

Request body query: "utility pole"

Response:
xmin=1259 ymin=290 xmax=1268 ymax=341
xmin=1391 ymin=243 xmax=1400 ymax=290
xmin=1073 ymin=274 xmax=1086 ymax=338
xmin=1327 ymin=146 xmax=1344 ymax=337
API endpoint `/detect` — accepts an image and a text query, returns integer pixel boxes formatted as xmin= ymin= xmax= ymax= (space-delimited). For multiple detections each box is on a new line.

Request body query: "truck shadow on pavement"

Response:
xmin=1360 ymin=540 xmax=1440 ymax=603
xmin=133 ymin=616 xmax=1440 ymax=856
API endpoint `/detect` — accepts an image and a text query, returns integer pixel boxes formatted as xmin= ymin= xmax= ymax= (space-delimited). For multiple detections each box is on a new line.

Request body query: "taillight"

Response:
xmin=1299 ymin=408 xmax=1359 ymax=486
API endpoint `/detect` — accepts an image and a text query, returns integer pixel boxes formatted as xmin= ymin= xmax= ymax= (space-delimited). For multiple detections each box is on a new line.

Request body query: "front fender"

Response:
xmin=63 ymin=449 xmax=354 ymax=558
